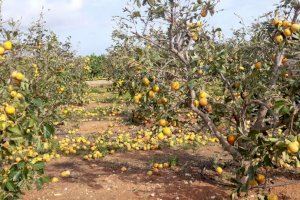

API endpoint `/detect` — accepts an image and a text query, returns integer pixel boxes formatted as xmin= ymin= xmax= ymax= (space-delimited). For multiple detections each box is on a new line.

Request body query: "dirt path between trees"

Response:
xmin=23 ymin=80 xmax=300 ymax=200
xmin=86 ymin=80 xmax=113 ymax=87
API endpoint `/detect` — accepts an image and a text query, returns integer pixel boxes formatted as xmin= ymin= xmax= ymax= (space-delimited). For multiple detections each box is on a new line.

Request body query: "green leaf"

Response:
xmin=5 ymin=181 xmax=15 ymax=192
xmin=43 ymin=123 xmax=55 ymax=138
xmin=279 ymin=106 xmax=290 ymax=115
xmin=268 ymin=137 xmax=279 ymax=143
xmin=263 ymin=155 xmax=272 ymax=166
xmin=33 ymin=162 xmax=45 ymax=171
xmin=31 ymin=98 xmax=44 ymax=108
xmin=7 ymin=126 xmax=22 ymax=136
xmin=12 ymin=171 xmax=22 ymax=182
xmin=36 ymin=177 xmax=44 ymax=190
xmin=132 ymin=11 xmax=141 ymax=18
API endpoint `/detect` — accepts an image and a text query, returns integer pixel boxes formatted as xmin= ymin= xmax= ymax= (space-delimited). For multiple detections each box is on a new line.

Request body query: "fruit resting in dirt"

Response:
xmin=61 ymin=170 xmax=71 ymax=177
xmin=255 ymin=174 xmax=266 ymax=184
xmin=248 ymin=179 xmax=258 ymax=187
xmin=147 ymin=170 xmax=153 ymax=176
xmin=267 ymin=194 xmax=279 ymax=200
xmin=162 ymin=127 xmax=172 ymax=136
xmin=216 ymin=167 xmax=223 ymax=175
xmin=157 ymin=132 xmax=165 ymax=140
xmin=51 ymin=177 xmax=59 ymax=183
xmin=159 ymin=119 xmax=168 ymax=127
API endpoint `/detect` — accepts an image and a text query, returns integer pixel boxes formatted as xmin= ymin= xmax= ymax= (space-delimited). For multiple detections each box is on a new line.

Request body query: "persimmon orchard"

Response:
xmin=0 ymin=0 xmax=299 ymax=199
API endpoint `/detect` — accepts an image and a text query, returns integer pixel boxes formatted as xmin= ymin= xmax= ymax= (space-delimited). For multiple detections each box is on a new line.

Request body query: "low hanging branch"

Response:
xmin=189 ymin=87 xmax=242 ymax=159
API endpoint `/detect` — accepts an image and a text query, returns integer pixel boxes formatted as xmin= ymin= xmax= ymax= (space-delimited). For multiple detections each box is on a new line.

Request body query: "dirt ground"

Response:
xmin=86 ymin=80 xmax=113 ymax=87
xmin=23 ymin=80 xmax=300 ymax=200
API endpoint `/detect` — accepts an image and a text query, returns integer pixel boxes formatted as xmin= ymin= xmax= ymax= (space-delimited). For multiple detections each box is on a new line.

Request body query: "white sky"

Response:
xmin=1 ymin=0 xmax=279 ymax=55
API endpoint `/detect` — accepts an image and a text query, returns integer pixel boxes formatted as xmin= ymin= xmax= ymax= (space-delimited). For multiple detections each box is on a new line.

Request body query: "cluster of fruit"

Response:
xmin=193 ymin=90 xmax=213 ymax=112
xmin=1 ymin=143 xmax=60 ymax=166
xmin=55 ymin=124 xmax=220 ymax=161
xmin=59 ymin=137 xmax=91 ymax=155
xmin=0 ymin=71 xmax=26 ymax=132
xmin=187 ymin=21 xmax=203 ymax=41
xmin=0 ymin=41 xmax=13 ymax=55
xmin=0 ymin=67 xmax=57 ymax=197
xmin=60 ymin=104 xmax=123 ymax=121
xmin=134 ymin=77 xmax=180 ymax=104
xmin=226 ymin=132 xmax=300 ymax=169
xmin=272 ymin=19 xmax=300 ymax=44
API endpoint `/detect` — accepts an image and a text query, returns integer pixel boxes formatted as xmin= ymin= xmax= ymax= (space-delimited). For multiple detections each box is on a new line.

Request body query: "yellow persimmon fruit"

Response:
xmin=274 ymin=34 xmax=284 ymax=44
xmin=267 ymin=194 xmax=278 ymax=200
xmin=255 ymin=62 xmax=262 ymax=70
xmin=160 ymin=97 xmax=168 ymax=104
xmin=10 ymin=91 xmax=17 ymax=98
xmin=248 ymin=179 xmax=258 ymax=187
xmin=227 ymin=135 xmax=236 ymax=145
xmin=159 ymin=119 xmax=168 ymax=127
xmin=142 ymin=77 xmax=150 ymax=86
xmin=282 ymin=20 xmax=291 ymax=28
xmin=216 ymin=167 xmax=223 ymax=175
xmin=3 ymin=41 xmax=12 ymax=50
xmin=255 ymin=174 xmax=266 ymax=184
xmin=51 ymin=177 xmax=59 ymax=183
xmin=148 ymin=90 xmax=155 ymax=99
xmin=283 ymin=28 xmax=292 ymax=37
xmin=0 ymin=46 xmax=5 ymax=55
xmin=201 ymin=8 xmax=208 ymax=17
xmin=152 ymin=85 xmax=160 ymax=92
xmin=147 ymin=170 xmax=153 ymax=176
xmin=5 ymin=105 xmax=16 ymax=115
xmin=199 ymin=98 xmax=208 ymax=107
xmin=15 ymin=157 xmax=22 ymax=163
xmin=291 ymin=23 xmax=300 ymax=32
xmin=162 ymin=127 xmax=172 ymax=136
xmin=272 ymin=18 xmax=282 ymax=26
xmin=61 ymin=170 xmax=71 ymax=177
xmin=199 ymin=91 xmax=208 ymax=98
xmin=171 ymin=81 xmax=180 ymax=91
xmin=193 ymin=100 xmax=199 ymax=107
xmin=287 ymin=141 xmax=299 ymax=154
xmin=16 ymin=93 xmax=23 ymax=99
xmin=16 ymin=73 xmax=25 ymax=81
xmin=157 ymin=132 xmax=165 ymax=140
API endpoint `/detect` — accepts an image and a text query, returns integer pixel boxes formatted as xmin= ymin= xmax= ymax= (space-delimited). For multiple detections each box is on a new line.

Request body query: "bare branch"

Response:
xmin=189 ymin=86 xmax=241 ymax=159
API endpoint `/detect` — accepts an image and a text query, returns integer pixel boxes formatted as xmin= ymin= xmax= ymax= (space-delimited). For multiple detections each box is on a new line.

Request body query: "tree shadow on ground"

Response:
xmin=47 ymin=147 xmax=232 ymax=199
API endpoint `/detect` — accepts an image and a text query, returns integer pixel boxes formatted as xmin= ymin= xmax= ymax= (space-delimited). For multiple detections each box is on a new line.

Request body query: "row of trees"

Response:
xmin=0 ymin=11 xmax=90 ymax=199
xmin=106 ymin=0 xmax=300 ymax=196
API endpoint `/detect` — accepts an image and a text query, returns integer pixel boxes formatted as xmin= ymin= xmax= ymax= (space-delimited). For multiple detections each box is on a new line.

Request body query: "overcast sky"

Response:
xmin=1 ymin=0 xmax=279 ymax=55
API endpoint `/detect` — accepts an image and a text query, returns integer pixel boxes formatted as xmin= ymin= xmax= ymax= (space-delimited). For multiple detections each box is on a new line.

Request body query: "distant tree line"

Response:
xmin=88 ymin=54 xmax=108 ymax=78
